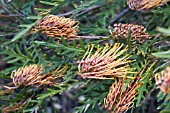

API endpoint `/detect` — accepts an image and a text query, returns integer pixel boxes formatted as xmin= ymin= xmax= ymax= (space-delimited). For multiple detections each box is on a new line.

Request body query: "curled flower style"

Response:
xmin=111 ymin=23 xmax=151 ymax=43
xmin=11 ymin=64 xmax=43 ymax=87
xmin=155 ymin=65 xmax=170 ymax=94
xmin=2 ymin=100 xmax=28 ymax=113
xmin=33 ymin=65 xmax=68 ymax=86
xmin=104 ymin=77 xmax=143 ymax=113
xmin=0 ymin=88 xmax=15 ymax=95
xmin=11 ymin=64 xmax=67 ymax=87
xmin=34 ymin=15 xmax=79 ymax=39
xmin=77 ymin=43 xmax=133 ymax=79
xmin=127 ymin=0 xmax=170 ymax=10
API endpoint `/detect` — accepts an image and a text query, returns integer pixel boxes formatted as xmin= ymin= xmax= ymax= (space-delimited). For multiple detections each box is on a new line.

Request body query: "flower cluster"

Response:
xmin=155 ymin=65 xmax=170 ymax=94
xmin=11 ymin=64 xmax=67 ymax=87
xmin=34 ymin=15 xmax=79 ymax=39
xmin=77 ymin=43 xmax=133 ymax=79
xmin=127 ymin=0 xmax=170 ymax=10
xmin=77 ymin=43 xmax=155 ymax=112
xmin=104 ymin=76 xmax=143 ymax=113
xmin=11 ymin=64 xmax=43 ymax=87
xmin=1 ymin=64 xmax=67 ymax=112
xmin=111 ymin=23 xmax=151 ymax=43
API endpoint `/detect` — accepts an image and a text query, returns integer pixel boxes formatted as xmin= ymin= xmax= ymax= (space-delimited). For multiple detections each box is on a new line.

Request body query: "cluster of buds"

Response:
xmin=104 ymin=76 xmax=143 ymax=113
xmin=111 ymin=23 xmax=151 ymax=43
xmin=155 ymin=65 xmax=170 ymax=94
xmin=127 ymin=0 xmax=170 ymax=10
xmin=77 ymin=43 xmax=133 ymax=79
xmin=11 ymin=64 xmax=67 ymax=87
xmin=34 ymin=15 xmax=79 ymax=39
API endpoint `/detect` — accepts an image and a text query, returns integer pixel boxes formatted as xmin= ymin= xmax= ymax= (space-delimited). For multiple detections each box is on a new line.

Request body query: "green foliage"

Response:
xmin=135 ymin=62 xmax=155 ymax=107
xmin=0 ymin=0 xmax=170 ymax=113
xmin=11 ymin=18 xmax=41 ymax=42
xmin=157 ymin=91 xmax=170 ymax=111
xmin=157 ymin=27 xmax=170 ymax=35
xmin=74 ymin=80 xmax=111 ymax=113
xmin=152 ymin=51 xmax=170 ymax=58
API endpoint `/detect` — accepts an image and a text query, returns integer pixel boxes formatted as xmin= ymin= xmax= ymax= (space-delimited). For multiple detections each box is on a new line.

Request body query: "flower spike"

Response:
xmin=77 ymin=43 xmax=133 ymax=79
xmin=34 ymin=15 xmax=79 ymax=39
xmin=127 ymin=0 xmax=170 ymax=10
xmin=111 ymin=23 xmax=151 ymax=43
xmin=11 ymin=64 xmax=43 ymax=87
xmin=104 ymin=62 xmax=156 ymax=113
xmin=155 ymin=65 xmax=170 ymax=94
xmin=104 ymin=76 xmax=143 ymax=113
xmin=11 ymin=64 xmax=67 ymax=87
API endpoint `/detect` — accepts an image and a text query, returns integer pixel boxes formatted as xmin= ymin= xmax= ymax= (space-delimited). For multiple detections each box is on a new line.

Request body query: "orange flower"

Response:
xmin=1 ymin=64 xmax=67 ymax=112
xmin=11 ymin=64 xmax=67 ymax=87
xmin=34 ymin=15 xmax=79 ymax=39
xmin=111 ymin=23 xmax=151 ymax=43
xmin=155 ymin=65 xmax=170 ymax=94
xmin=104 ymin=62 xmax=156 ymax=113
xmin=11 ymin=64 xmax=43 ymax=86
xmin=127 ymin=0 xmax=170 ymax=10
xmin=104 ymin=77 xmax=143 ymax=113
xmin=77 ymin=43 xmax=133 ymax=79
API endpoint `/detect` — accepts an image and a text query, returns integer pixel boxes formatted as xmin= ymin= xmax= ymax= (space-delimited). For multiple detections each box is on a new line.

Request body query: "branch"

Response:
xmin=75 ymin=4 xmax=105 ymax=17
xmin=110 ymin=8 xmax=130 ymax=25
xmin=74 ymin=36 xmax=109 ymax=39
xmin=57 ymin=9 xmax=78 ymax=17
xmin=153 ymin=61 xmax=170 ymax=74
xmin=0 ymin=33 xmax=16 ymax=37
xmin=1 ymin=0 xmax=27 ymax=18
xmin=58 ymin=4 xmax=105 ymax=17
xmin=0 ymin=0 xmax=11 ymax=13
xmin=0 ymin=14 xmax=25 ymax=17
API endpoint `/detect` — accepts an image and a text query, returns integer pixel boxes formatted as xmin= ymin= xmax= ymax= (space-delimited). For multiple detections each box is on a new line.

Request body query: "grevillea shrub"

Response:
xmin=0 ymin=0 xmax=170 ymax=113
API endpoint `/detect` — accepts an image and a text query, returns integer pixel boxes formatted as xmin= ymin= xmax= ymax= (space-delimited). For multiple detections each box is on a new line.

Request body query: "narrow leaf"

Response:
xmin=40 ymin=1 xmax=59 ymax=6
xmin=7 ymin=57 xmax=22 ymax=63
xmin=152 ymin=51 xmax=170 ymax=58
xmin=16 ymin=44 xmax=26 ymax=57
xmin=11 ymin=25 xmax=32 ymax=42
xmin=12 ymin=18 xmax=41 ymax=42
xmin=26 ymin=16 xmax=42 ymax=20
xmin=34 ymin=8 xmax=50 ymax=11
xmin=157 ymin=27 xmax=170 ymax=35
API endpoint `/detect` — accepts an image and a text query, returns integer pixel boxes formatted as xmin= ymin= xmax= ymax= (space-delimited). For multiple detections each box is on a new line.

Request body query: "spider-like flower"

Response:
xmin=155 ymin=65 xmax=170 ymax=94
xmin=77 ymin=43 xmax=133 ymax=79
xmin=127 ymin=0 xmax=170 ymax=10
xmin=104 ymin=77 xmax=143 ymax=113
xmin=11 ymin=64 xmax=43 ymax=87
xmin=11 ymin=64 xmax=67 ymax=87
xmin=111 ymin=23 xmax=151 ymax=43
xmin=34 ymin=15 xmax=79 ymax=39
